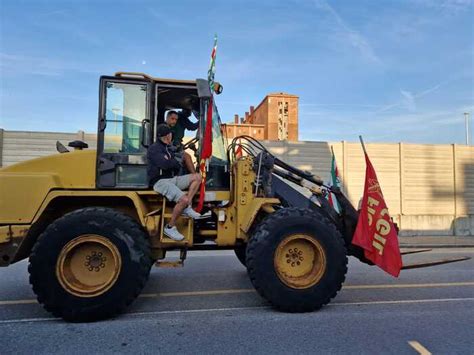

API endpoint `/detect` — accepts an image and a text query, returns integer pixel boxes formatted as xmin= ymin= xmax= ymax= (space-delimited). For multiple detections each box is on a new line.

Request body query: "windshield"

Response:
xmin=200 ymin=97 xmax=228 ymax=165
xmin=210 ymin=100 xmax=228 ymax=163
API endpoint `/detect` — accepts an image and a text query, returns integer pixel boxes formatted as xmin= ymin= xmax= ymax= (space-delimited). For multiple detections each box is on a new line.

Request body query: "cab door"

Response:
xmin=96 ymin=77 xmax=152 ymax=188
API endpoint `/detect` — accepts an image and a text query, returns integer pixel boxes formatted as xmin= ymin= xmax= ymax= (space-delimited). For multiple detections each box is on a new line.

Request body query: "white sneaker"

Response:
xmin=182 ymin=206 xmax=211 ymax=219
xmin=163 ymin=225 xmax=185 ymax=241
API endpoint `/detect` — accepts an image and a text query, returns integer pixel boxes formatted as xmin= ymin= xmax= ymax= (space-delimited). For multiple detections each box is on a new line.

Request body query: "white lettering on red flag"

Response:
xmin=352 ymin=152 xmax=402 ymax=277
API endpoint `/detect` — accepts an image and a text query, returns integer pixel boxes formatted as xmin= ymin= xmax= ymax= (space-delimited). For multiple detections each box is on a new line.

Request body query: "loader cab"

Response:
xmin=96 ymin=72 xmax=229 ymax=190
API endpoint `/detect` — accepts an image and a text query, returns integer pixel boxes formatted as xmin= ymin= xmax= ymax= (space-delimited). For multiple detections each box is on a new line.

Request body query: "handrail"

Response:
xmin=114 ymin=72 xmax=154 ymax=80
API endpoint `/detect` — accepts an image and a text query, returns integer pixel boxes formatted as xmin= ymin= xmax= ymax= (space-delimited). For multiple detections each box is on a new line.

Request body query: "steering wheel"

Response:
xmin=183 ymin=136 xmax=199 ymax=151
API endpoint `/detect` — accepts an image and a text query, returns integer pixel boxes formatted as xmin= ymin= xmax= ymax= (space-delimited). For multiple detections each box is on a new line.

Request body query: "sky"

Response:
xmin=0 ymin=0 xmax=473 ymax=144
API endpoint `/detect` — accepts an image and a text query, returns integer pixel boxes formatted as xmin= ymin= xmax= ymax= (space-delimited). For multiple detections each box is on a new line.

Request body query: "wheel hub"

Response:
xmin=85 ymin=251 xmax=107 ymax=272
xmin=274 ymin=234 xmax=326 ymax=289
xmin=56 ymin=235 xmax=122 ymax=297
xmin=286 ymin=248 xmax=304 ymax=267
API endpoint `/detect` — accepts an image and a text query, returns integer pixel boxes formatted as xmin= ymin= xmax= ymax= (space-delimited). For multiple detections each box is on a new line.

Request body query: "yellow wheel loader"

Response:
xmin=0 ymin=72 xmax=467 ymax=322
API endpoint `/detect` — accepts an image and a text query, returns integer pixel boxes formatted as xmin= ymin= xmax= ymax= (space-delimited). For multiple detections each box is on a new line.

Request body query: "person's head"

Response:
xmin=156 ymin=124 xmax=172 ymax=145
xmin=165 ymin=110 xmax=178 ymax=127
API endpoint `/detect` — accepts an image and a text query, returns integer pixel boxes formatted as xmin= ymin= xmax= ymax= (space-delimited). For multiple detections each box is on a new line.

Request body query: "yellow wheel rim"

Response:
xmin=56 ymin=235 xmax=122 ymax=298
xmin=274 ymin=234 xmax=326 ymax=289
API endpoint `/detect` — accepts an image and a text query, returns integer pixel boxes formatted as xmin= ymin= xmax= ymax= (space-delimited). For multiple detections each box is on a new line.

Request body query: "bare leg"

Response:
xmin=186 ymin=173 xmax=202 ymax=202
xmin=168 ymin=174 xmax=203 ymax=227
xmin=169 ymin=195 xmax=189 ymax=227
xmin=183 ymin=152 xmax=196 ymax=173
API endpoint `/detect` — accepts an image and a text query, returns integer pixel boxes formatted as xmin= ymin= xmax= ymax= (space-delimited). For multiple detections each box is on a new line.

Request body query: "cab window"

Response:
xmin=103 ymin=82 xmax=147 ymax=153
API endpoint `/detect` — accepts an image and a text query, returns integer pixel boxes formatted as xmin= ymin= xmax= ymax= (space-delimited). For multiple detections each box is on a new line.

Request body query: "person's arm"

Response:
xmin=179 ymin=111 xmax=199 ymax=131
xmin=148 ymin=146 xmax=181 ymax=170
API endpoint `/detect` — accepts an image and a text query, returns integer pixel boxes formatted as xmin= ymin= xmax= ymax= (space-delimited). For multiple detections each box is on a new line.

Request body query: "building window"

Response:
xmin=277 ymin=101 xmax=289 ymax=141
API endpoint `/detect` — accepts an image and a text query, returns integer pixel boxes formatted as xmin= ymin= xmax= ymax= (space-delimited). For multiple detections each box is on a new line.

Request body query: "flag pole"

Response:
xmin=359 ymin=135 xmax=368 ymax=155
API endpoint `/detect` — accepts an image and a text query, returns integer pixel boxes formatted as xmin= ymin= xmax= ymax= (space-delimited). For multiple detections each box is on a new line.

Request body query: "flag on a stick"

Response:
xmin=196 ymin=35 xmax=217 ymax=212
xmin=207 ymin=34 xmax=217 ymax=93
xmin=327 ymin=147 xmax=341 ymax=213
xmin=352 ymin=137 xmax=402 ymax=277
xmin=235 ymin=138 xmax=243 ymax=158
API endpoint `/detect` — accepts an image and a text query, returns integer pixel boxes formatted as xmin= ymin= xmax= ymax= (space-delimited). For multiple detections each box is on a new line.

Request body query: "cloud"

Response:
xmin=300 ymin=103 xmax=382 ymax=108
xmin=37 ymin=9 xmax=69 ymax=18
xmin=226 ymin=21 xmax=307 ymax=42
xmin=29 ymin=10 xmax=103 ymax=47
xmin=414 ymin=0 xmax=473 ymax=13
xmin=0 ymin=52 xmax=101 ymax=77
xmin=299 ymin=106 xmax=470 ymax=143
xmin=377 ymin=81 xmax=445 ymax=113
xmin=400 ymin=90 xmax=416 ymax=111
xmin=313 ymin=0 xmax=381 ymax=64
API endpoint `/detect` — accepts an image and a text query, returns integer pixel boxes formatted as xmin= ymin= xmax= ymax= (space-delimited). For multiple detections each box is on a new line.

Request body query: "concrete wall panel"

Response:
xmin=1 ymin=130 xmax=473 ymax=235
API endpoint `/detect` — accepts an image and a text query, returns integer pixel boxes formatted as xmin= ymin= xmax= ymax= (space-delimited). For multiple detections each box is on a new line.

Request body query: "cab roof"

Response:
xmin=114 ymin=72 xmax=197 ymax=85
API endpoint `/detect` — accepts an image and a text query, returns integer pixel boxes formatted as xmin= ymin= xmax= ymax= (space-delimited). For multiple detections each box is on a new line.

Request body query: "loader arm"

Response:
xmin=230 ymin=135 xmax=470 ymax=271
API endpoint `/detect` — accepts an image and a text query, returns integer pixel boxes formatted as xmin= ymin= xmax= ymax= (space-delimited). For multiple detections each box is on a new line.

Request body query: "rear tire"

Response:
xmin=29 ymin=207 xmax=152 ymax=322
xmin=246 ymin=207 xmax=347 ymax=312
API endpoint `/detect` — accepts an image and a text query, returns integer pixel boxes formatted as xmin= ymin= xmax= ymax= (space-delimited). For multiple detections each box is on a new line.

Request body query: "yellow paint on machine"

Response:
xmin=0 ymin=150 xmax=96 ymax=224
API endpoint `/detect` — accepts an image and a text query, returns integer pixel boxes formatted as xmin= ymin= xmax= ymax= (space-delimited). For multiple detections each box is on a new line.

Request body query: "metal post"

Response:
xmin=464 ymin=112 xmax=470 ymax=145
xmin=359 ymin=135 xmax=368 ymax=155
xmin=0 ymin=128 xmax=3 ymax=168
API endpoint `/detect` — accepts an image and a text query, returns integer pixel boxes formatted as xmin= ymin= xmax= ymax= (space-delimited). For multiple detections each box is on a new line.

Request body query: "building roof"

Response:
xmin=267 ymin=92 xmax=299 ymax=98
xmin=250 ymin=92 xmax=299 ymax=115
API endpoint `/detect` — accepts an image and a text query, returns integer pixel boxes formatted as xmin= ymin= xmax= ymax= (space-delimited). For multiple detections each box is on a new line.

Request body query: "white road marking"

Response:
xmin=0 ymin=317 xmax=59 ymax=324
xmin=331 ymin=297 xmax=474 ymax=306
xmin=2 ymin=281 xmax=473 ymax=306
xmin=342 ymin=281 xmax=474 ymax=290
xmin=408 ymin=340 xmax=432 ymax=355
xmin=0 ymin=297 xmax=473 ymax=325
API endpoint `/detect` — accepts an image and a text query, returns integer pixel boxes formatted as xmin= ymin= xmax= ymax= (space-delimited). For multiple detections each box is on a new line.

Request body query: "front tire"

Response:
xmin=246 ymin=207 xmax=347 ymax=312
xmin=234 ymin=244 xmax=247 ymax=267
xmin=29 ymin=207 xmax=152 ymax=322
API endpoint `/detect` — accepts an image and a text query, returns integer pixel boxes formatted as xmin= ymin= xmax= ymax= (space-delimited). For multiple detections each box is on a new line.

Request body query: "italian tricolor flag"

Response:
xmin=196 ymin=35 xmax=218 ymax=212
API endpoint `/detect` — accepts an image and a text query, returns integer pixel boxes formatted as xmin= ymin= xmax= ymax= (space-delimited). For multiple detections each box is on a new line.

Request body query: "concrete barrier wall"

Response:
xmin=1 ymin=129 xmax=473 ymax=236
xmin=0 ymin=130 xmax=97 ymax=166
xmin=265 ymin=140 xmax=474 ymax=236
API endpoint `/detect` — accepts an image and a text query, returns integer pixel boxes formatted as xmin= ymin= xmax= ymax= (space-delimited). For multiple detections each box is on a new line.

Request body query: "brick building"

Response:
xmin=224 ymin=92 xmax=299 ymax=141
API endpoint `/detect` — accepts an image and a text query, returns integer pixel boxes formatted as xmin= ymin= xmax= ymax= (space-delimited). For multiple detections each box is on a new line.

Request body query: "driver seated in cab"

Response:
xmin=147 ymin=124 xmax=209 ymax=241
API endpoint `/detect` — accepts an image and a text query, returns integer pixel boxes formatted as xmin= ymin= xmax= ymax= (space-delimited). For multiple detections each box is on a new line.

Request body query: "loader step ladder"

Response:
xmin=156 ymin=248 xmax=188 ymax=268
xmin=159 ymin=198 xmax=193 ymax=246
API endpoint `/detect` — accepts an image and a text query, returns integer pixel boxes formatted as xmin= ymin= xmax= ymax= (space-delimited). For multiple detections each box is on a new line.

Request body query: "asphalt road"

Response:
xmin=0 ymin=248 xmax=473 ymax=354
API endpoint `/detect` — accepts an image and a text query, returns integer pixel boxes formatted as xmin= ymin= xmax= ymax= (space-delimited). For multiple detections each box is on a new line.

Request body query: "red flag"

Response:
xmin=352 ymin=152 xmax=402 ymax=277
xmin=201 ymin=97 xmax=213 ymax=160
xmin=235 ymin=138 xmax=243 ymax=158
xmin=196 ymin=97 xmax=214 ymax=212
